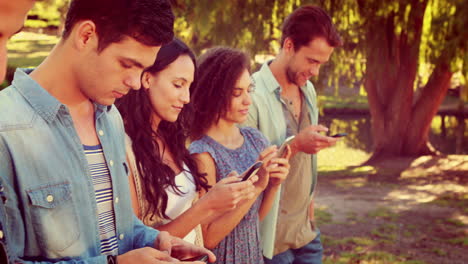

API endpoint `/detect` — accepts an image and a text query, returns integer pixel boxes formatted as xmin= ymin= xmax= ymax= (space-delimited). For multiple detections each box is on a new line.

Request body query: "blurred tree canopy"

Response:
xmin=172 ymin=0 xmax=467 ymax=159
xmin=17 ymin=0 xmax=468 ymax=159
xmin=25 ymin=0 xmax=69 ymax=29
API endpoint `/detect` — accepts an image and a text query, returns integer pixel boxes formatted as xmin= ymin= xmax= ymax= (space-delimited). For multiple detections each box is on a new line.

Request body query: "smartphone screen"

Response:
xmin=241 ymin=161 xmax=263 ymax=181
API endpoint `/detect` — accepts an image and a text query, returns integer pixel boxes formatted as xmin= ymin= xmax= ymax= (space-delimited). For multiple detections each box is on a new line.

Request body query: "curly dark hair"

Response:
xmin=116 ymin=38 xmax=209 ymax=221
xmin=63 ymin=0 xmax=174 ymax=51
xmin=190 ymin=47 xmax=251 ymax=140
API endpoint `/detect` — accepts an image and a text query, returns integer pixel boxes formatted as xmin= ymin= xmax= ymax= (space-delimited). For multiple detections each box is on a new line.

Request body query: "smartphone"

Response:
xmin=330 ymin=132 xmax=348 ymax=138
xmin=240 ymin=161 xmax=263 ymax=181
xmin=182 ymin=254 xmax=208 ymax=262
xmin=277 ymin=135 xmax=295 ymax=157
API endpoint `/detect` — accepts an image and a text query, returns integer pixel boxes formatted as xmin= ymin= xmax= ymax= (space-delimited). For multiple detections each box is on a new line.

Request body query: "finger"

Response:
xmin=283 ymin=145 xmax=292 ymax=159
xmin=240 ymin=184 xmax=256 ymax=199
xmin=175 ymin=244 xmax=216 ymax=263
xmin=270 ymin=157 xmax=289 ymax=166
xmin=266 ymin=163 xmax=279 ymax=170
xmin=229 ymin=179 xmax=252 ymax=190
xmin=206 ymin=250 xmax=217 ymax=263
xmin=269 ymin=165 xmax=289 ymax=174
xmin=269 ymin=167 xmax=289 ymax=178
xmin=263 ymin=150 xmax=278 ymax=162
xmin=145 ymin=247 xmax=176 ymax=262
xmin=248 ymin=174 xmax=258 ymax=183
xmin=226 ymin=171 xmax=239 ymax=178
xmin=308 ymin=124 xmax=329 ymax=133
xmin=219 ymin=175 xmax=241 ymax=184
xmin=316 ymin=124 xmax=329 ymax=132
xmin=258 ymin=145 xmax=278 ymax=160
xmin=313 ymin=133 xmax=339 ymax=144
xmin=178 ymin=260 xmax=207 ymax=264
xmin=156 ymin=231 xmax=173 ymax=256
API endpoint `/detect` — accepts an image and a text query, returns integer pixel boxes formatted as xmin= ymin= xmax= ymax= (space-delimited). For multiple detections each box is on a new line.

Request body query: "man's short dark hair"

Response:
xmin=62 ymin=0 xmax=174 ymax=51
xmin=281 ymin=5 xmax=342 ymax=50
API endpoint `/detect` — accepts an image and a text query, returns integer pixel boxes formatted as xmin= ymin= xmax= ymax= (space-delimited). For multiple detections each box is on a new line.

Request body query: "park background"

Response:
xmin=1 ymin=0 xmax=466 ymax=263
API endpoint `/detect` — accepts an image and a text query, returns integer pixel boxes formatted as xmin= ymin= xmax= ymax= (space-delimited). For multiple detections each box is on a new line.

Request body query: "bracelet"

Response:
xmin=107 ymin=255 xmax=118 ymax=264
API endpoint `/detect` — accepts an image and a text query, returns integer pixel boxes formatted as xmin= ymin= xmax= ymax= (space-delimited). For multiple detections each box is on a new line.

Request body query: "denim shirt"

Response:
xmin=1 ymin=180 xmax=13 ymax=264
xmin=0 ymin=69 xmax=159 ymax=264
xmin=242 ymin=61 xmax=318 ymax=258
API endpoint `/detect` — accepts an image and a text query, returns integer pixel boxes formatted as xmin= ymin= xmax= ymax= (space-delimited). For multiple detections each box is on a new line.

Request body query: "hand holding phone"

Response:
xmin=240 ymin=161 xmax=263 ymax=181
xmin=182 ymin=254 xmax=208 ymax=262
xmin=330 ymin=132 xmax=348 ymax=138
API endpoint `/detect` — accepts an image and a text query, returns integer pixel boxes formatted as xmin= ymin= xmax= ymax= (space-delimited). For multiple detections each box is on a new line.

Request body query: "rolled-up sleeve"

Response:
xmin=132 ymin=216 xmax=159 ymax=249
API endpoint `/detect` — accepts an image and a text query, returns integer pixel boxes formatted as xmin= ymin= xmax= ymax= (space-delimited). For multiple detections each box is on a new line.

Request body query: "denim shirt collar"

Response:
xmin=12 ymin=68 xmax=111 ymax=123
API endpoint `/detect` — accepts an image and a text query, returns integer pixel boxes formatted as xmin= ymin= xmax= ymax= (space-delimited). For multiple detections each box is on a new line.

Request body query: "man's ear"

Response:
xmin=141 ymin=71 xmax=152 ymax=90
xmin=71 ymin=20 xmax=99 ymax=52
xmin=283 ymin=37 xmax=295 ymax=54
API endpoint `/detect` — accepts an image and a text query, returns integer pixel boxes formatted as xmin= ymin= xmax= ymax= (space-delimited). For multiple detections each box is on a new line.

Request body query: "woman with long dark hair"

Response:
xmin=116 ymin=39 xmax=255 ymax=246
xmin=189 ymin=47 xmax=291 ymax=263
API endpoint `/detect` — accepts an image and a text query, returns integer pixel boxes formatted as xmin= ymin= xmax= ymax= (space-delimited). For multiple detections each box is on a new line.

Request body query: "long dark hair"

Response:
xmin=116 ymin=38 xmax=209 ymax=221
xmin=190 ymin=47 xmax=251 ymax=140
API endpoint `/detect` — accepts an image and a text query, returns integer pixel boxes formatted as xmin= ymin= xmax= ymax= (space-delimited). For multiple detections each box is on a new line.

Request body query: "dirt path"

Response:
xmin=315 ymin=155 xmax=468 ymax=264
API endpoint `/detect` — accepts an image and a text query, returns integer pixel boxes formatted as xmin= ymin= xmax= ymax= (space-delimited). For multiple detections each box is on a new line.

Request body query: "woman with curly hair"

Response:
xmin=189 ymin=47 xmax=291 ymax=263
xmin=116 ymin=39 xmax=255 ymax=246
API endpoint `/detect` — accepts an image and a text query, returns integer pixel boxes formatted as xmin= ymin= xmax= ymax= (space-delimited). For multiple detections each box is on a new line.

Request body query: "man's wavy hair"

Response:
xmin=116 ymin=39 xmax=209 ymax=221
xmin=281 ymin=5 xmax=342 ymax=50
xmin=62 ymin=0 xmax=174 ymax=51
xmin=190 ymin=47 xmax=251 ymax=140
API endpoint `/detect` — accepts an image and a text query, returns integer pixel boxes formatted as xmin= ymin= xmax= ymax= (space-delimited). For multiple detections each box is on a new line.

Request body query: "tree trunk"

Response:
xmin=403 ymin=61 xmax=453 ymax=155
xmin=361 ymin=0 xmax=439 ymax=163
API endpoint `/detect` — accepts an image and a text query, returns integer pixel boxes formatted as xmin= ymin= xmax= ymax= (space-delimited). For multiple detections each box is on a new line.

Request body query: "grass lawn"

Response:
xmin=7 ymin=31 xmax=58 ymax=67
xmin=1 ymin=32 xmax=59 ymax=89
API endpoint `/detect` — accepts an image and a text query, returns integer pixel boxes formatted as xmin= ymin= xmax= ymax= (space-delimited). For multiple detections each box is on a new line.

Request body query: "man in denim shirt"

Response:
xmin=0 ymin=0 xmax=215 ymax=263
xmin=0 ymin=1 xmax=36 ymax=263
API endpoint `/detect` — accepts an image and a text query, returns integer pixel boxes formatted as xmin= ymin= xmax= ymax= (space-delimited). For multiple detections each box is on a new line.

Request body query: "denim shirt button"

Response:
xmin=115 ymin=197 xmax=119 ymax=204
xmin=46 ymin=195 xmax=54 ymax=203
xmin=98 ymin=130 xmax=104 ymax=136
xmin=109 ymin=160 xmax=114 ymax=167
xmin=119 ymin=234 xmax=124 ymax=240
xmin=0 ymin=230 xmax=3 ymax=239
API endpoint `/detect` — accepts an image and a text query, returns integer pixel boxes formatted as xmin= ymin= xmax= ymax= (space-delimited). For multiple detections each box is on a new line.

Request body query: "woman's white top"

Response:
xmin=162 ymin=164 xmax=197 ymax=244
xmin=125 ymin=134 xmax=201 ymax=245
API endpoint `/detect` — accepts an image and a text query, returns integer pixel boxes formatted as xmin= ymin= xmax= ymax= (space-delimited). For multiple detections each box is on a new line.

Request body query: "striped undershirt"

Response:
xmin=83 ymin=144 xmax=118 ymax=255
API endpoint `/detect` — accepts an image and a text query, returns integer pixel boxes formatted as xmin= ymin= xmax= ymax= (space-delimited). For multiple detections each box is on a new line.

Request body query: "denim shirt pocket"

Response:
xmin=27 ymin=182 xmax=80 ymax=252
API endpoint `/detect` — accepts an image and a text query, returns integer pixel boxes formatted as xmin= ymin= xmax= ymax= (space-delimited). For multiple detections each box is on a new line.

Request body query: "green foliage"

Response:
xmin=1 ymin=32 xmax=58 ymax=90
xmin=18 ymin=0 xmax=467 ymax=101
xmin=171 ymin=0 xmax=466 ymax=113
xmin=26 ymin=0 xmax=69 ymax=28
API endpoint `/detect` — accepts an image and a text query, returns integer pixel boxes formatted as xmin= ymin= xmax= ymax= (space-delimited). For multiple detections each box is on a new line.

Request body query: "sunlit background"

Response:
xmin=2 ymin=1 xmax=467 ymax=263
